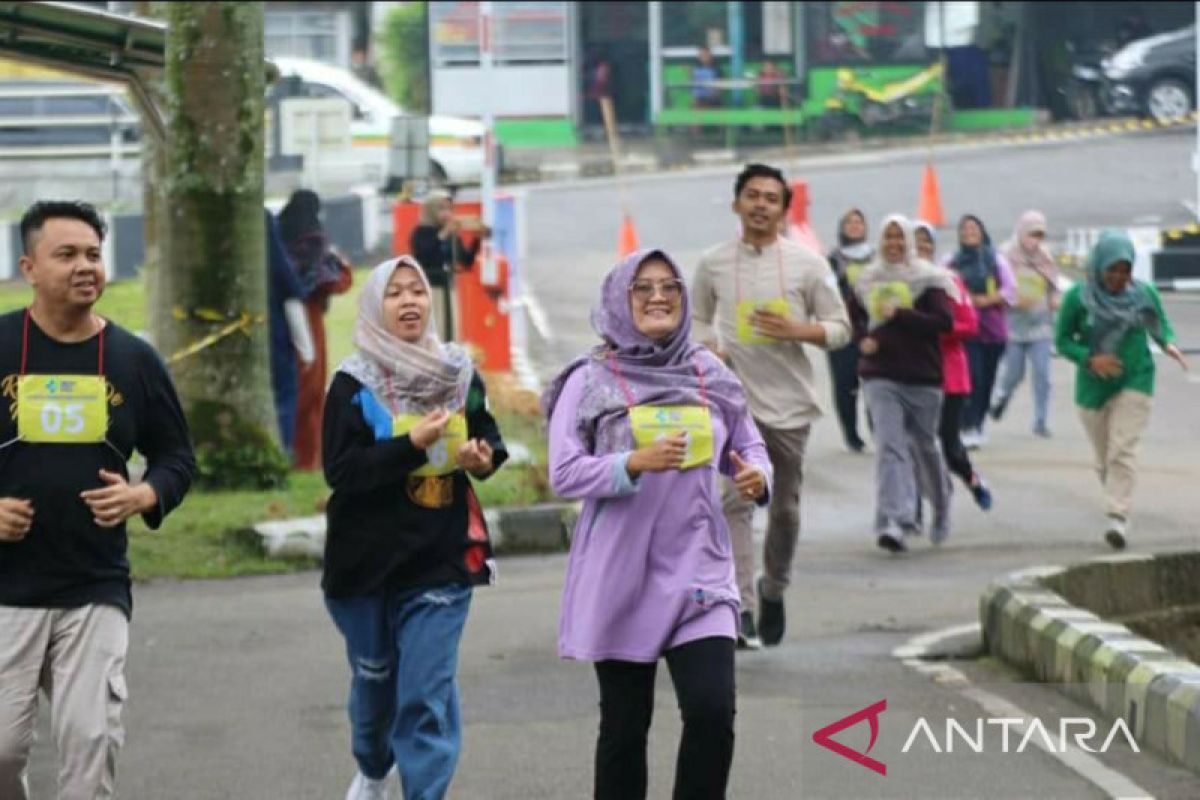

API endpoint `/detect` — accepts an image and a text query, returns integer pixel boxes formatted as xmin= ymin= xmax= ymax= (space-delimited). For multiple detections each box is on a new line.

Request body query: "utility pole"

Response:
xmin=479 ymin=1 xmax=497 ymax=285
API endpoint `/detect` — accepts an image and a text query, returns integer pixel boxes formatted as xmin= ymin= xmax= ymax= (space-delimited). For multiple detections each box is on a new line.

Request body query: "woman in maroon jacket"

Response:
xmin=848 ymin=215 xmax=956 ymax=553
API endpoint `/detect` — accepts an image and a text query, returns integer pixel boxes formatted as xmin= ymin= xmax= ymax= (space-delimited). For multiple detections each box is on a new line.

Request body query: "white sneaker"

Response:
xmin=346 ymin=770 xmax=391 ymax=800
xmin=960 ymin=428 xmax=980 ymax=449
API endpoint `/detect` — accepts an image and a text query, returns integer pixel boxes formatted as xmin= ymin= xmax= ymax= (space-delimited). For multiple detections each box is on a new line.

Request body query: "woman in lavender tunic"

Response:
xmin=542 ymin=249 xmax=771 ymax=800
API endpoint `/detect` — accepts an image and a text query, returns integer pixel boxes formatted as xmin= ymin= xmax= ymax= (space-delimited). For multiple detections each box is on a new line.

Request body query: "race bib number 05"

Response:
xmin=17 ymin=375 xmax=108 ymax=444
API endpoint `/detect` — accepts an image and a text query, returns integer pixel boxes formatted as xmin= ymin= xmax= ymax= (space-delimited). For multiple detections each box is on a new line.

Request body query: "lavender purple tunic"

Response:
xmin=549 ymin=367 xmax=772 ymax=663
xmin=943 ymin=253 xmax=1017 ymax=343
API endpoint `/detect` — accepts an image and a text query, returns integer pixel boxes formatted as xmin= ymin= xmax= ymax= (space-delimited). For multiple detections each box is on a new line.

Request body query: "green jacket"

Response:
xmin=1054 ymin=283 xmax=1175 ymax=410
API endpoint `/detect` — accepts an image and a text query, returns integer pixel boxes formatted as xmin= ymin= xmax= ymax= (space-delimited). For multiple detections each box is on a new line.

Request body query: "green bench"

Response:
xmin=659 ymin=61 xmax=804 ymax=147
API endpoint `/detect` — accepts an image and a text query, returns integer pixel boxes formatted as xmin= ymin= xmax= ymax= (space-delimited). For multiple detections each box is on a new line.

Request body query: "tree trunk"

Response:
xmin=135 ymin=2 xmax=167 ymax=353
xmin=162 ymin=2 xmax=286 ymax=488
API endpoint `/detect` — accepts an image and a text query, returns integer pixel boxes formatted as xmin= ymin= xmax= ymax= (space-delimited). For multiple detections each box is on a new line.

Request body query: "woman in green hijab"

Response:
xmin=1055 ymin=230 xmax=1188 ymax=549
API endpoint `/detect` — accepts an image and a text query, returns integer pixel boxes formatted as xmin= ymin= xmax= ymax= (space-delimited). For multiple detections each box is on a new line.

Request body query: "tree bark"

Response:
xmin=163 ymin=3 xmax=283 ymax=487
xmin=135 ymin=2 xmax=167 ymax=352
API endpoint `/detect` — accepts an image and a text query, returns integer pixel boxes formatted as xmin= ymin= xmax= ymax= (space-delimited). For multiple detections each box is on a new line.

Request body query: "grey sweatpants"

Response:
xmin=863 ymin=379 xmax=952 ymax=541
xmin=722 ymin=420 xmax=811 ymax=606
xmin=0 ymin=604 xmax=128 ymax=800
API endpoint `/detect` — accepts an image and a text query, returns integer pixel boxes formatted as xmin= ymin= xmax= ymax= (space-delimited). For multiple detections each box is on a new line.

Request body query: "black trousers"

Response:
xmin=940 ymin=393 xmax=974 ymax=486
xmin=827 ymin=344 xmax=863 ymax=446
xmin=963 ymin=340 xmax=1006 ymax=431
xmin=593 ymin=636 xmax=736 ymax=800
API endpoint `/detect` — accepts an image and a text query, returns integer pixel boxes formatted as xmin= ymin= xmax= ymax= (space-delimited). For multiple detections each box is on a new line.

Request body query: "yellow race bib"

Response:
xmin=17 ymin=375 xmax=108 ymax=444
xmin=986 ymin=276 xmax=998 ymax=296
xmin=845 ymin=261 xmax=867 ymax=291
xmin=1016 ymin=273 xmax=1048 ymax=304
xmin=867 ymin=282 xmax=913 ymax=325
xmin=393 ymin=412 xmax=468 ymax=476
xmin=628 ymin=405 xmax=714 ymax=470
xmin=735 ymin=297 xmax=791 ymax=345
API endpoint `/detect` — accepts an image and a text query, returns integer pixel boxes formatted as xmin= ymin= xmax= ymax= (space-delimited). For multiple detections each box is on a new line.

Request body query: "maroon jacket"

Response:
xmin=848 ymin=288 xmax=955 ymax=387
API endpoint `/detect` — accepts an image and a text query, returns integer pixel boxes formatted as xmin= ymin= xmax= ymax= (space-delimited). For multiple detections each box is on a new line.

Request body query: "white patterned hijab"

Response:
xmin=335 ymin=256 xmax=474 ymax=414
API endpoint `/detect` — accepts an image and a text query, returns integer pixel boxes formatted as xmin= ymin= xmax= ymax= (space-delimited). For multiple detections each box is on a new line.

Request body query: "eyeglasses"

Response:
xmin=629 ymin=279 xmax=684 ymax=301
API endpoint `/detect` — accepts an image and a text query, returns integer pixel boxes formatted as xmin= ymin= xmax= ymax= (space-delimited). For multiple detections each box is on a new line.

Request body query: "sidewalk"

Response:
xmin=497 ymin=114 xmax=1171 ymax=185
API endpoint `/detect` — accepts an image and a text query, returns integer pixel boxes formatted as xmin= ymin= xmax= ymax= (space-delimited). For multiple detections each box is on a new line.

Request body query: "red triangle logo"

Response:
xmin=812 ymin=699 xmax=888 ymax=776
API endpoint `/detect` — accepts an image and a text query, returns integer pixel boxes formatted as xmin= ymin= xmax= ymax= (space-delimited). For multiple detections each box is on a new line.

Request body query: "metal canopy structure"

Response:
xmin=0 ymin=1 xmax=165 ymax=141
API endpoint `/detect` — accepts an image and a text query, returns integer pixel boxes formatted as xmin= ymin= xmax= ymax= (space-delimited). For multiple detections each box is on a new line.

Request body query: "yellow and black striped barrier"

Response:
xmin=980 ymin=110 xmax=1198 ymax=150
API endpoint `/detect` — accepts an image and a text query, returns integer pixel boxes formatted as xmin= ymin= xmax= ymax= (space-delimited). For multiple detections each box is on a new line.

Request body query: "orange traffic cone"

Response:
xmin=618 ymin=212 xmax=640 ymax=257
xmin=917 ymin=162 xmax=945 ymax=227
xmin=787 ymin=180 xmax=823 ymax=252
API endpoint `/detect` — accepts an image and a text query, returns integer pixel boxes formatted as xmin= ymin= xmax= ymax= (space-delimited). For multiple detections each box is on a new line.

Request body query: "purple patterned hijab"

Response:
xmin=541 ymin=249 xmax=748 ymax=455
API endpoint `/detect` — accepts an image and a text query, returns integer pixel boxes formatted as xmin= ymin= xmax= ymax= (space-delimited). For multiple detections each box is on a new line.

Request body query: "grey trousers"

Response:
xmin=0 ymin=604 xmax=128 ymax=800
xmin=722 ymin=420 xmax=811 ymax=606
xmin=863 ymin=379 xmax=952 ymax=540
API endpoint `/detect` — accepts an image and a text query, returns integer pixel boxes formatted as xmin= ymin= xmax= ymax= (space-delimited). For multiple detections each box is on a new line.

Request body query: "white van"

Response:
xmin=269 ymin=56 xmax=485 ymax=187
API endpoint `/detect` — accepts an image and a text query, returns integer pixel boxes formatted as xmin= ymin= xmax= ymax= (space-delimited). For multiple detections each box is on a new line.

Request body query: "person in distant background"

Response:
xmin=585 ymin=49 xmax=614 ymax=127
xmin=757 ymin=61 xmax=786 ymax=108
xmin=410 ymin=191 xmax=486 ymax=342
xmin=350 ymin=45 xmax=383 ymax=89
xmin=692 ymin=46 xmax=722 ymax=108
xmin=279 ymin=189 xmax=353 ymax=471
xmin=266 ymin=209 xmax=314 ymax=456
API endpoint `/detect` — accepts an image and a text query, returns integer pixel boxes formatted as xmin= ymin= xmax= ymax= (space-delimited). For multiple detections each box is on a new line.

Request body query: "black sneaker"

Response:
xmin=737 ymin=610 xmax=762 ymax=651
xmin=757 ymin=577 xmax=786 ymax=647
xmin=969 ymin=476 xmax=993 ymax=511
xmin=989 ymin=398 xmax=1008 ymax=421
xmin=877 ymin=533 xmax=907 ymax=553
xmin=1104 ymin=516 xmax=1127 ymax=550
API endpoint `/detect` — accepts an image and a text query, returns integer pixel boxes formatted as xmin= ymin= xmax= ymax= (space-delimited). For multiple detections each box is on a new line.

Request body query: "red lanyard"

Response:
xmin=20 ymin=308 xmax=105 ymax=377
xmin=606 ymin=351 xmax=708 ymax=409
xmin=733 ymin=238 xmax=786 ymax=308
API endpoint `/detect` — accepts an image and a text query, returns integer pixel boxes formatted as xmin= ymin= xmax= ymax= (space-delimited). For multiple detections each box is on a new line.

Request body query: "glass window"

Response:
xmin=42 ymin=95 xmax=110 ymax=116
xmin=494 ymin=1 xmax=568 ymax=64
xmin=663 ymin=2 xmax=728 ymax=50
xmin=0 ymin=97 xmax=36 ymax=116
xmin=805 ymin=2 xmax=928 ymax=66
xmin=264 ymin=10 xmax=342 ymax=66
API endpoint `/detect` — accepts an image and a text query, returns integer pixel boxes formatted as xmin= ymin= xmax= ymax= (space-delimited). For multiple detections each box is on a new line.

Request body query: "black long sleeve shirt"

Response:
xmin=410 ymin=224 xmax=479 ymax=289
xmin=0 ymin=311 xmax=196 ymax=618
xmin=321 ymin=370 xmax=507 ymax=598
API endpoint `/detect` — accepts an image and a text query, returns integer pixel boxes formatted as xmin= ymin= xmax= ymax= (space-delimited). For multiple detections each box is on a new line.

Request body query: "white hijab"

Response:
xmin=335 ymin=256 xmax=474 ymax=414
xmin=855 ymin=214 xmax=958 ymax=305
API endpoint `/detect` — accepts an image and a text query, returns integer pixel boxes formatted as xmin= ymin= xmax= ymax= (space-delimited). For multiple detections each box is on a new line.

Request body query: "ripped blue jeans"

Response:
xmin=325 ymin=583 xmax=473 ymax=800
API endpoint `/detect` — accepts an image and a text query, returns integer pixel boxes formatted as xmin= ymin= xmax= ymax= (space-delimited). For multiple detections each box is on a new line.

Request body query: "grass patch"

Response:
xmin=0 ymin=278 xmax=145 ymax=329
xmin=130 ymin=405 xmax=550 ymax=581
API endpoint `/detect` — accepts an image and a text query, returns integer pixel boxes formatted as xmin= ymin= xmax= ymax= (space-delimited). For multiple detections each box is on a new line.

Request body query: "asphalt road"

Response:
xmin=27 ymin=128 xmax=1200 ymax=799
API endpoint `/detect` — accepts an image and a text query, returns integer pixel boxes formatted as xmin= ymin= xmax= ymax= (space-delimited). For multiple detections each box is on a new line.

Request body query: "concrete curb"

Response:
xmin=980 ymin=555 xmax=1200 ymax=774
xmin=498 ymin=115 xmax=1176 ymax=187
xmin=250 ymin=502 xmax=578 ymax=561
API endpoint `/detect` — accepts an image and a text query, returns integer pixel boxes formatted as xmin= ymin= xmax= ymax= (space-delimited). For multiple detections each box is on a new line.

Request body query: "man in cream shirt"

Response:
xmin=693 ymin=163 xmax=851 ymax=649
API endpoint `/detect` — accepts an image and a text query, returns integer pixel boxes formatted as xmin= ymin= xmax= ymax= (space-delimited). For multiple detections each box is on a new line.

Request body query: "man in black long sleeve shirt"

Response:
xmin=0 ymin=201 xmax=196 ymax=799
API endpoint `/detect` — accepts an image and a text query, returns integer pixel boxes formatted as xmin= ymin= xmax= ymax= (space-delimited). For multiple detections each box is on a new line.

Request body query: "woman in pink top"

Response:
xmin=915 ymin=222 xmax=992 ymax=510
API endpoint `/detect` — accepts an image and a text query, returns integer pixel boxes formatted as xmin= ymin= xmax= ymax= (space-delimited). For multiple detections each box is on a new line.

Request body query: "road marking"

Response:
xmin=515 ymin=290 xmax=553 ymax=342
xmin=895 ymin=624 xmax=1155 ymax=800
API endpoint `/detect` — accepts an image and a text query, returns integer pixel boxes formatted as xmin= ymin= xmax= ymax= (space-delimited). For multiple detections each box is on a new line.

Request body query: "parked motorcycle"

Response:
xmin=811 ymin=62 xmax=946 ymax=141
